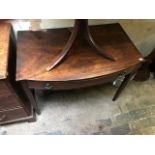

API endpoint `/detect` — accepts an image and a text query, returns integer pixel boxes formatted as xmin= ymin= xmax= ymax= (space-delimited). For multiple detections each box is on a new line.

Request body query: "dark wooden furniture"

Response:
xmin=149 ymin=49 xmax=155 ymax=78
xmin=47 ymin=19 xmax=115 ymax=71
xmin=134 ymin=48 xmax=155 ymax=81
xmin=16 ymin=23 xmax=143 ymax=113
xmin=0 ymin=23 xmax=35 ymax=125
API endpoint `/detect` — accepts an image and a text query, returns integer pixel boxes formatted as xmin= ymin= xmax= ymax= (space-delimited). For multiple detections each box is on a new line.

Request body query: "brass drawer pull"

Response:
xmin=0 ymin=114 xmax=6 ymax=122
xmin=44 ymin=83 xmax=53 ymax=90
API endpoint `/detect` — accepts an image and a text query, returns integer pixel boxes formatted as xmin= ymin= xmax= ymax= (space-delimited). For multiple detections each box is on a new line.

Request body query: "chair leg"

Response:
xmin=112 ymin=73 xmax=134 ymax=101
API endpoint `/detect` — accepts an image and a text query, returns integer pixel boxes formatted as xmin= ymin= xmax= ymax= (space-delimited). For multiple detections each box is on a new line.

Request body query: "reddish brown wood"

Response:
xmin=17 ymin=23 xmax=143 ymax=82
xmin=0 ymin=23 xmax=35 ymax=125
xmin=27 ymin=65 xmax=136 ymax=90
xmin=16 ymin=23 xmax=143 ymax=106
xmin=46 ymin=19 xmax=115 ymax=71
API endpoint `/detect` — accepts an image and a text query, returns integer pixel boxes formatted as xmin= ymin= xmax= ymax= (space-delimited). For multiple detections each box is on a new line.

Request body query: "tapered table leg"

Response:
xmin=112 ymin=73 xmax=134 ymax=101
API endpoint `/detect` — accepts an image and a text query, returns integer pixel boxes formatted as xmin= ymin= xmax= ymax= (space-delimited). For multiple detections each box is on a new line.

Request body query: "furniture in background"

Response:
xmin=16 ymin=23 xmax=143 ymax=113
xmin=134 ymin=48 xmax=155 ymax=81
xmin=0 ymin=23 xmax=35 ymax=125
xmin=149 ymin=49 xmax=155 ymax=78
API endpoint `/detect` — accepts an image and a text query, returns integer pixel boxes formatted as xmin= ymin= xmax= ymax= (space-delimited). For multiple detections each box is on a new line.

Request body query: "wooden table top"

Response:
xmin=16 ymin=23 xmax=143 ymax=82
xmin=0 ymin=23 xmax=11 ymax=80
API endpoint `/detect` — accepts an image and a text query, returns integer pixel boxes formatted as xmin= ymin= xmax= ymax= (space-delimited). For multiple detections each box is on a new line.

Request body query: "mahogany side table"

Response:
xmin=16 ymin=23 xmax=143 ymax=114
xmin=0 ymin=23 xmax=35 ymax=125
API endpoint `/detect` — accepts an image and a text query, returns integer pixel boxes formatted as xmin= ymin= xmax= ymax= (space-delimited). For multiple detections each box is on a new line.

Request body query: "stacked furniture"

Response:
xmin=0 ymin=23 xmax=35 ymax=125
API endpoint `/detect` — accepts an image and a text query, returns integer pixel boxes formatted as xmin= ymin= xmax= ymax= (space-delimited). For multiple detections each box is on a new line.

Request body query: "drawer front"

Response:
xmin=0 ymin=94 xmax=22 ymax=110
xmin=28 ymin=65 xmax=138 ymax=90
xmin=0 ymin=107 xmax=28 ymax=124
xmin=28 ymin=70 xmax=132 ymax=90
xmin=28 ymin=74 xmax=119 ymax=90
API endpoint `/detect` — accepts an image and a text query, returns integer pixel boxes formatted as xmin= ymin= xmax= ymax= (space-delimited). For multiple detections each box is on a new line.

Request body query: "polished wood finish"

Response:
xmin=16 ymin=23 xmax=142 ymax=82
xmin=47 ymin=19 xmax=115 ymax=71
xmin=16 ymin=23 xmax=143 ymax=112
xmin=0 ymin=23 xmax=35 ymax=125
xmin=27 ymin=65 xmax=137 ymax=90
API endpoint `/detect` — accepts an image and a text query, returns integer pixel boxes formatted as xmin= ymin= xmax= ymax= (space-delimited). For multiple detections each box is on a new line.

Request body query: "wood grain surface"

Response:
xmin=0 ymin=23 xmax=11 ymax=79
xmin=16 ymin=23 xmax=143 ymax=81
xmin=0 ymin=23 xmax=35 ymax=124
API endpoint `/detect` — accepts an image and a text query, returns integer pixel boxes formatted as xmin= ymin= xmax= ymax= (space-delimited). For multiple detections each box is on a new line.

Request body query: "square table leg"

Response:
xmin=20 ymin=81 xmax=41 ymax=115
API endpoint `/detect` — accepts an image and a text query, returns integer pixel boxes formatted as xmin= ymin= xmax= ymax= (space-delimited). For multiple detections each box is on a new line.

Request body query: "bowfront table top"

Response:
xmin=0 ymin=23 xmax=11 ymax=79
xmin=16 ymin=23 xmax=143 ymax=82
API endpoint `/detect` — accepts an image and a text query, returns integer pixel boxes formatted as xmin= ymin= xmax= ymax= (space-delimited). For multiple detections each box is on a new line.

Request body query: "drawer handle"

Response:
xmin=0 ymin=114 xmax=6 ymax=122
xmin=44 ymin=83 xmax=53 ymax=90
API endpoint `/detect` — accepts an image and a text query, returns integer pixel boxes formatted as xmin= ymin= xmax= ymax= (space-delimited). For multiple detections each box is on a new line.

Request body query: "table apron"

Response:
xmin=27 ymin=66 xmax=138 ymax=90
